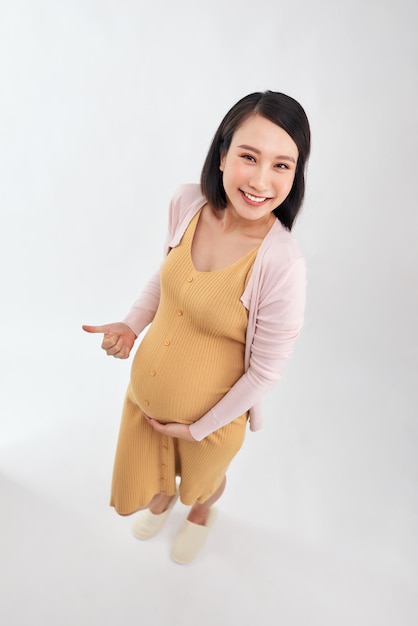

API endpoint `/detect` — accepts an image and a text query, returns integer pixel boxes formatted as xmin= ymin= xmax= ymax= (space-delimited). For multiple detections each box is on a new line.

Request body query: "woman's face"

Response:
xmin=220 ymin=114 xmax=298 ymax=223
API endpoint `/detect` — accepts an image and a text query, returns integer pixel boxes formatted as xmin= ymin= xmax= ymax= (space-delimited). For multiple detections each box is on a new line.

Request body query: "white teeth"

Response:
xmin=243 ymin=191 xmax=266 ymax=203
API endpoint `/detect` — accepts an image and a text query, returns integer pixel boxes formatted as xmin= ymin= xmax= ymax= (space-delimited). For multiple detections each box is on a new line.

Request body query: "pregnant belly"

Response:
xmin=129 ymin=332 xmax=245 ymax=424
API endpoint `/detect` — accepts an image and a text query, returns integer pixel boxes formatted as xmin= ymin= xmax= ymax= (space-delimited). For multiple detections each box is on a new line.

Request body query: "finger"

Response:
xmin=112 ymin=347 xmax=129 ymax=359
xmin=147 ymin=417 xmax=164 ymax=431
xmin=106 ymin=335 xmax=127 ymax=356
xmin=82 ymin=324 xmax=110 ymax=334
xmin=118 ymin=346 xmax=130 ymax=359
xmin=102 ymin=334 xmax=119 ymax=351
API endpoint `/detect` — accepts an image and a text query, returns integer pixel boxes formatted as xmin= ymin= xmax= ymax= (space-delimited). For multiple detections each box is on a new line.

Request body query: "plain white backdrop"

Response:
xmin=1 ymin=1 xmax=417 ymax=624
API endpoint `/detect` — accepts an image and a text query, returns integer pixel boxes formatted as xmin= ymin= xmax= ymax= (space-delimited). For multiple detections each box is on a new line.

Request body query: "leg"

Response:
xmin=118 ymin=492 xmax=176 ymax=517
xmin=187 ymin=476 xmax=226 ymax=525
xmin=132 ymin=490 xmax=180 ymax=540
xmin=148 ymin=492 xmax=177 ymax=514
xmin=170 ymin=415 xmax=246 ymax=562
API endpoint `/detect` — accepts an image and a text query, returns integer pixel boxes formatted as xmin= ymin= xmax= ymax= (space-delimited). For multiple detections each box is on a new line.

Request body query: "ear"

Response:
xmin=219 ymin=152 xmax=225 ymax=172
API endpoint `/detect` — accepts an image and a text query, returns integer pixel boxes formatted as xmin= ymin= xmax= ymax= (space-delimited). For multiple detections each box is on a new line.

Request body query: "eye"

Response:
xmin=275 ymin=163 xmax=289 ymax=170
xmin=240 ymin=153 xmax=256 ymax=162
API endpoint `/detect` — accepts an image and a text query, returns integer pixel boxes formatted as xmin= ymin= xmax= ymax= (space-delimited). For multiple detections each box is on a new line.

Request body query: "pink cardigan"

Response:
xmin=123 ymin=184 xmax=306 ymax=441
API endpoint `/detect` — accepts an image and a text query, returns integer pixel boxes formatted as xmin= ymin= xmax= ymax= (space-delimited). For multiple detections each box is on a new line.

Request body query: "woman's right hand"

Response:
xmin=82 ymin=322 xmax=137 ymax=359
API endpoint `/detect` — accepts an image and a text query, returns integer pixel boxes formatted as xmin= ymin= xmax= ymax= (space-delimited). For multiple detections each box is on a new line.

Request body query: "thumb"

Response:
xmin=82 ymin=324 xmax=110 ymax=334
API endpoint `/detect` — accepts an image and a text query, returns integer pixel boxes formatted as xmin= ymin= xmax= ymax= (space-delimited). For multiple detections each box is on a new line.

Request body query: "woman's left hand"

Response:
xmin=144 ymin=415 xmax=196 ymax=441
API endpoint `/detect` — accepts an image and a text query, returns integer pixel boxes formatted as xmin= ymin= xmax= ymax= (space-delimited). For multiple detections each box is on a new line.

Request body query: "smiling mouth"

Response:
xmin=241 ymin=190 xmax=269 ymax=203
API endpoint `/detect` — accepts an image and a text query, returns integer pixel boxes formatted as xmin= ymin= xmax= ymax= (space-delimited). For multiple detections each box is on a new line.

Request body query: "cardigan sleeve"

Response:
xmin=189 ymin=256 xmax=306 ymax=441
xmin=122 ymin=267 xmax=161 ymax=337
xmin=120 ymin=195 xmax=173 ymax=337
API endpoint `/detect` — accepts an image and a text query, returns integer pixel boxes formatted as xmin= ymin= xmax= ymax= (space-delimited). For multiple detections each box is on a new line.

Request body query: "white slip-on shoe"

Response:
xmin=132 ymin=492 xmax=179 ymax=540
xmin=170 ymin=507 xmax=218 ymax=564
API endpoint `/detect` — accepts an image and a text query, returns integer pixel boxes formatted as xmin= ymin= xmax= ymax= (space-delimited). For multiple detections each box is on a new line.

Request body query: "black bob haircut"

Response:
xmin=200 ymin=91 xmax=311 ymax=231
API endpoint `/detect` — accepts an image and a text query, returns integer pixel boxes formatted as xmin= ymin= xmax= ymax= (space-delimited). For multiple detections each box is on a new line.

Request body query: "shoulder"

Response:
xmin=165 ymin=184 xmax=207 ymax=250
xmin=170 ymin=183 xmax=206 ymax=216
xmin=259 ymin=219 xmax=305 ymax=275
xmin=243 ymin=219 xmax=306 ymax=308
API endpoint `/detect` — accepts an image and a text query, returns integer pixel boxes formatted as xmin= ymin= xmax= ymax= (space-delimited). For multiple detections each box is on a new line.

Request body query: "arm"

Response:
xmin=122 ymin=266 xmax=161 ymax=336
xmin=82 ymin=267 xmax=162 ymax=358
xmin=122 ymin=186 xmax=190 ymax=335
xmin=83 ymin=187 xmax=189 ymax=358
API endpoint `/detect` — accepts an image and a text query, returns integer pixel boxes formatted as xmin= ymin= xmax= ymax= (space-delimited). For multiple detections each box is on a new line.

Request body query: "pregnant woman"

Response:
xmin=83 ymin=90 xmax=311 ymax=564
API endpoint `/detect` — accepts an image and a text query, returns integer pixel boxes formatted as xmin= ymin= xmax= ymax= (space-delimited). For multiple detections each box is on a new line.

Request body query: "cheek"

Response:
xmin=221 ymin=163 xmax=237 ymax=185
xmin=284 ymin=172 xmax=296 ymax=193
xmin=275 ymin=175 xmax=295 ymax=201
xmin=226 ymin=161 xmax=246 ymax=181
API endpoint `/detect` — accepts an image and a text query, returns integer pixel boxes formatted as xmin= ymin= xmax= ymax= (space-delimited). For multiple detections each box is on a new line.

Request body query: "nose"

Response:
xmin=248 ymin=165 xmax=270 ymax=192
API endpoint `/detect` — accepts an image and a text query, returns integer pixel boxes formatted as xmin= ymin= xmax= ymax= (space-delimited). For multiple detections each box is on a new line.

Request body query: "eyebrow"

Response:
xmin=237 ymin=144 xmax=296 ymax=164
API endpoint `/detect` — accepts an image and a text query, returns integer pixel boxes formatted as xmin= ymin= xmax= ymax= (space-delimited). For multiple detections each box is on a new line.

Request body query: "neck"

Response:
xmin=216 ymin=205 xmax=276 ymax=238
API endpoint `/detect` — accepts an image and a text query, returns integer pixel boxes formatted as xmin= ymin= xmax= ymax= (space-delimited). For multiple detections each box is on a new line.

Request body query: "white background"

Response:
xmin=1 ymin=0 xmax=417 ymax=624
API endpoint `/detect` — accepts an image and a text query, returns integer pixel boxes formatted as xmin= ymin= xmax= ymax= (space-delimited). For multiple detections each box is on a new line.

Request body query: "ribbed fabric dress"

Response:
xmin=110 ymin=209 xmax=260 ymax=513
